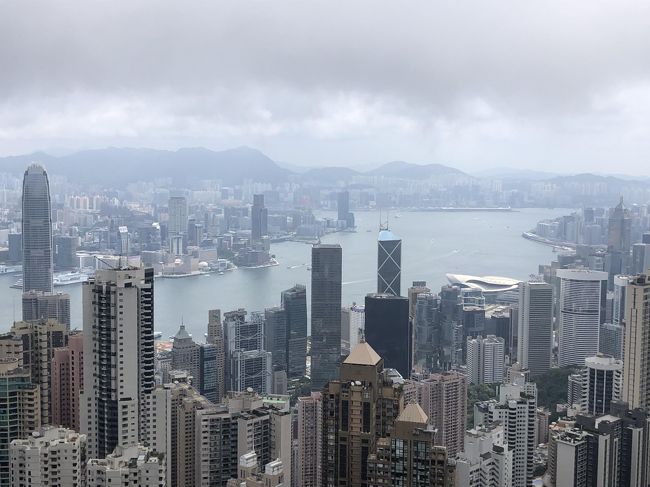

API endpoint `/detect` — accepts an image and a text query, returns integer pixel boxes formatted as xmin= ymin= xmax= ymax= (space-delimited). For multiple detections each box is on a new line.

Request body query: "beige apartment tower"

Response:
xmin=622 ymin=274 xmax=650 ymax=409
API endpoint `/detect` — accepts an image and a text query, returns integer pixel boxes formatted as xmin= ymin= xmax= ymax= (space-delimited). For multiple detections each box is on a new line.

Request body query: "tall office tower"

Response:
xmin=281 ymin=284 xmax=308 ymax=379
xmin=341 ymin=304 xmax=365 ymax=356
xmin=455 ymin=424 xmax=513 ymax=487
xmin=167 ymin=195 xmax=188 ymax=236
xmin=81 ymin=267 xmax=155 ymax=460
xmin=224 ymin=310 xmax=272 ymax=393
xmin=485 ymin=375 xmax=537 ymax=487
xmin=0 ymin=358 xmax=41 ymax=486
xmin=517 ymin=281 xmax=553 ymax=376
xmin=198 ymin=343 xmax=218 ymax=402
xmin=406 ymin=370 xmax=467 ymax=457
xmin=467 ymin=335 xmax=505 ymax=385
xmin=557 ymin=269 xmax=608 ymax=367
xmin=9 ymin=427 xmax=86 ymax=487
xmin=367 ymin=402 xmax=453 ymax=487
xmin=86 ymin=444 xmax=166 ymax=487
xmin=296 ymin=392 xmax=323 ymax=487
xmin=22 ymin=164 xmax=53 ymax=293
xmin=310 ymin=244 xmax=342 ymax=389
xmin=608 ymin=197 xmax=632 ymax=255
xmin=622 ymin=273 xmax=650 ymax=409
xmin=322 ymin=342 xmax=404 ymax=487
xmin=413 ymin=292 xmax=440 ymax=372
xmin=377 ymin=229 xmax=401 ymax=296
xmin=171 ymin=324 xmax=200 ymax=383
xmin=439 ymin=285 xmax=461 ymax=367
xmin=609 ymin=401 xmax=650 ymax=487
xmin=196 ymin=391 xmax=292 ymax=487
xmin=9 ymin=319 xmax=68 ymax=425
xmin=226 ymin=453 xmax=285 ymax=487
xmin=265 ymin=306 xmax=287 ymax=373
xmin=599 ymin=322 xmax=624 ymax=359
xmin=364 ymin=293 xmax=411 ymax=378
xmin=632 ymin=243 xmax=650 ymax=274
xmin=407 ymin=281 xmax=430 ymax=320
xmin=581 ymin=354 xmax=622 ymax=415
xmin=206 ymin=309 xmax=226 ymax=403
xmin=51 ymin=331 xmax=84 ymax=431
xmin=613 ymin=274 xmax=629 ymax=326
xmin=22 ymin=291 xmax=71 ymax=329
xmin=53 ymin=234 xmax=78 ymax=269
xmin=251 ymin=194 xmax=268 ymax=242
xmin=337 ymin=191 xmax=349 ymax=224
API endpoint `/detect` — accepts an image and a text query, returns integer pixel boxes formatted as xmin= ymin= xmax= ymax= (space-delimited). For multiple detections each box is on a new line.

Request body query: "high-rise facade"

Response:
xmin=581 ymin=354 xmax=622 ymax=415
xmin=9 ymin=319 xmax=68 ymax=426
xmin=22 ymin=290 xmax=71 ymax=329
xmin=168 ymin=195 xmax=187 ymax=236
xmin=455 ymin=424 xmax=512 ymax=487
xmin=86 ymin=444 xmax=166 ymax=487
xmin=407 ymin=370 xmax=467 ymax=457
xmin=557 ymin=269 xmax=608 ymax=367
xmin=206 ymin=309 xmax=226 ymax=403
xmin=251 ymin=194 xmax=268 ymax=242
xmin=281 ymin=284 xmax=308 ymax=379
xmin=517 ymin=281 xmax=553 ymax=376
xmin=9 ymin=427 xmax=85 ymax=487
xmin=80 ymin=267 xmax=155 ymax=459
xmin=467 ymin=335 xmax=505 ymax=385
xmin=377 ymin=229 xmax=401 ymax=296
xmin=367 ymin=402 xmax=453 ymax=487
xmin=413 ymin=292 xmax=440 ymax=372
xmin=321 ymin=342 xmax=404 ymax=487
xmin=599 ymin=322 xmax=624 ymax=359
xmin=22 ymin=164 xmax=53 ymax=293
xmin=51 ymin=331 xmax=84 ymax=432
xmin=0 ymin=358 xmax=41 ymax=486
xmin=622 ymin=273 xmax=650 ymax=409
xmin=341 ymin=304 xmax=365 ymax=356
xmin=310 ymin=244 xmax=342 ymax=389
xmin=264 ymin=306 xmax=287 ymax=373
xmin=364 ymin=293 xmax=411 ymax=378
xmin=296 ymin=392 xmax=323 ymax=487
xmin=171 ymin=324 xmax=200 ymax=380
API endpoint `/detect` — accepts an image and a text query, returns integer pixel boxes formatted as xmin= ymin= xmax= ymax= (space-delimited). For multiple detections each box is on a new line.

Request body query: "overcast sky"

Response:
xmin=1 ymin=1 xmax=650 ymax=174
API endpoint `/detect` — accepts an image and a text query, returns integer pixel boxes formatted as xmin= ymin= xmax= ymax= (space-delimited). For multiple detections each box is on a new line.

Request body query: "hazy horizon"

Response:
xmin=2 ymin=1 xmax=650 ymax=175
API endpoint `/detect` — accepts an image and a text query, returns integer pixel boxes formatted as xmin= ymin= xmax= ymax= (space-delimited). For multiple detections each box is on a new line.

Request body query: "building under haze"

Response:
xmin=377 ymin=229 xmax=401 ymax=296
xmin=22 ymin=164 xmax=53 ymax=293
xmin=622 ymin=274 xmax=650 ymax=410
xmin=364 ymin=293 xmax=411 ymax=378
xmin=517 ymin=281 xmax=553 ymax=376
xmin=21 ymin=290 xmax=71 ymax=329
xmin=81 ymin=267 xmax=155 ymax=460
xmin=310 ymin=244 xmax=342 ymax=389
xmin=557 ymin=269 xmax=608 ymax=368
xmin=281 ymin=284 xmax=308 ymax=379
xmin=251 ymin=194 xmax=268 ymax=242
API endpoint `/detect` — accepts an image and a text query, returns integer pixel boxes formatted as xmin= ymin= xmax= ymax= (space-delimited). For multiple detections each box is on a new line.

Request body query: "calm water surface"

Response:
xmin=0 ymin=209 xmax=564 ymax=339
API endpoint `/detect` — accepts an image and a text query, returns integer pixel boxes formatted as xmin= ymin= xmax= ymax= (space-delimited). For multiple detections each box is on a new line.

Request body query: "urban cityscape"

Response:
xmin=2 ymin=2 xmax=650 ymax=487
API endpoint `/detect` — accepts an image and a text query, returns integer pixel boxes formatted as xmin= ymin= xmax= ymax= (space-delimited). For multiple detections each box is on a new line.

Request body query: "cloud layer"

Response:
xmin=2 ymin=0 xmax=650 ymax=173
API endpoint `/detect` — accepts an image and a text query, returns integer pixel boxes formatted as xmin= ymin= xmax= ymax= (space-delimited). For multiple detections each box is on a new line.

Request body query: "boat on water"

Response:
xmin=53 ymin=272 xmax=90 ymax=286
xmin=153 ymin=331 xmax=163 ymax=340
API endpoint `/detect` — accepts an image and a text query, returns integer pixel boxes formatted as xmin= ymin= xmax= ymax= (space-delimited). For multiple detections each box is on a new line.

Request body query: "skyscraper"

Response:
xmin=557 ymin=269 xmax=608 ymax=368
xmin=321 ymin=342 xmax=404 ymax=486
xmin=168 ymin=195 xmax=188 ymax=236
xmin=296 ymin=392 xmax=323 ymax=487
xmin=598 ymin=322 xmax=624 ymax=359
xmin=310 ymin=244 xmax=342 ymax=389
xmin=80 ymin=267 xmax=155 ymax=459
xmin=364 ymin=293 xmax=411 ymax=378
xmin=206 ymin=309 xmax=226 ymax=404
xmin=171 ymin=324 xmax=200 ymax=383
xmin=377 ymin=229 xmax=401 ymax=296
xmin=467 ymin=335 xmax=505 ymax=385
xmin=264 ymin=306 xmax=287 ymax=374
xmin=251 ymin=194 xmax=268 ymax=242
xmin=22 ymin=290 xmax=71 ymax=329
xmin=622 ymin=273 xmax=650 ymax=410
xmin=517 ymin=281 xmax=553 ymax=376
xmin=22 ymin=164 xmax=53 ymax=293
xmin=281 ymin=284 xmax=308 ymax=379
xmin=581 ymin=354 xmax=622 ymax=415
xmin=336 ymin=191 xmax=354 ymax=228
xmin=413 ymin=292 xmax=440 ymax=372
xmin=52 ymin=331 xmax=84 ymax=432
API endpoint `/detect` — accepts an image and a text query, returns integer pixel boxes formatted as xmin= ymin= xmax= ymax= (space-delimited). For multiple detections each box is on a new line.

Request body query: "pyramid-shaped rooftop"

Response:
xmin=343 ymin=341 xmax=381 ymax=366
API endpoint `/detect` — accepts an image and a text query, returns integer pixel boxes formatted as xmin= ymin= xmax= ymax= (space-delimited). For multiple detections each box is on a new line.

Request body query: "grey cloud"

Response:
xmin=1 ymin=0 xmax=650 ymax=173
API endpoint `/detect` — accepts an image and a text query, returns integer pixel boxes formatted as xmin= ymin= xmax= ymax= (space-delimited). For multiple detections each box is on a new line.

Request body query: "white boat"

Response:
xmin=153 ymin=331 xmax=163 ymax=340
xmin=0 ymin=265 xmax=22 ymax=274
xmin=53 ymin=272 xmax=90 ymax=286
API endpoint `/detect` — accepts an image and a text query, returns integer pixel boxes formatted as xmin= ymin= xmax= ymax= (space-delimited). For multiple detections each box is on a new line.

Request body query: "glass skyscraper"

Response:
xmin=22 ymin=164 xmax=53 ymax=293
xmin=377 ymin=229 xmax=401 ymax=296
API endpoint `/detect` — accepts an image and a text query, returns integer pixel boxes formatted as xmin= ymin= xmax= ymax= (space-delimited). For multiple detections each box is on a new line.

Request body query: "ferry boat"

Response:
xmin=53 ymin=272 xmax=90 ymax=286
xmin=0 ymin=265 xmax=22 ymax=274
xmin=153 ymin=331 xmax=163 ymax=340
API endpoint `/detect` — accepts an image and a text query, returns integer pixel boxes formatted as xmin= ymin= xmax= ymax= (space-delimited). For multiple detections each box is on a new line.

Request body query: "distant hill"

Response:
xmin=366 ymin=160 xmax=467 ymax=179
xmin=301 ymin=166 xmax=361 ymax=184
xmin=0 ymin=146 xmax=290 ymax=186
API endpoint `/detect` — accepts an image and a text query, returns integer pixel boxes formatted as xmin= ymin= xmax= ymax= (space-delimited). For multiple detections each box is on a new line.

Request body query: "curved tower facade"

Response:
xmin=22 ymin=164 xmax=53 ymax=293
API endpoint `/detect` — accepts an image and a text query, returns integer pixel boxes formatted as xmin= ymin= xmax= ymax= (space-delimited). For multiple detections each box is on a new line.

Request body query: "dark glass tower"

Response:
xmin=364 ymin=293 xmax=411 ymax=378
xmin=310 ymin=244 xmax=342 ymax=388
xmin=282 ymin=284 xmax=308 ymax=379
xmin=377 ymin=229 xmax=401 ymax=296
xmin=22 ymin=164 xmax=53 ymax=293
xmin=251 ymin=194 xmax=268 ymax=242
